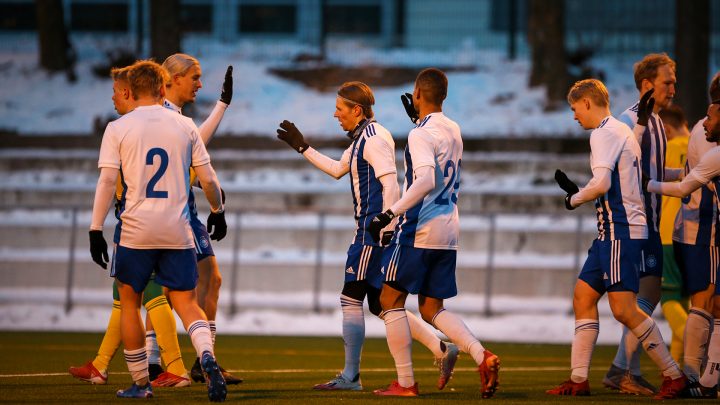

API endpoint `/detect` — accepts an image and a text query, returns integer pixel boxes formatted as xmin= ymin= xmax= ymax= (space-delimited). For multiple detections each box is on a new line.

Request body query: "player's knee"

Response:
xmin=210 ymin=269 xmax=222 ymax=291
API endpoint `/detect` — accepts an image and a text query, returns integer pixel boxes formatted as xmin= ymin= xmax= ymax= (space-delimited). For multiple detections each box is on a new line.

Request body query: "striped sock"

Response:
xmin=612 ymin=296 xmax=655 ymax=374
xmin=188 ymin=320 xmax=214 ymax=359
xmin=632 ymin=317 xmax=681 ymax=379
xmin=209 ymin=321 xmax=217 ymax=346
xmin=570 ymin=319 xmax=599 ymax=383
xmin=145 ymin=331 xmax=161 ymax=366
xmin=683 ymin=307 xmax=712 ymax=381
xmin=340 ymin=295 xmax=364 ymax=380
xmin=382 ymin=308 xmax=414 ymax=388
xmin=124 ymin=347 xmax=149 ymax=383
xmin=700 ymin=319 xmax=720 ymax=388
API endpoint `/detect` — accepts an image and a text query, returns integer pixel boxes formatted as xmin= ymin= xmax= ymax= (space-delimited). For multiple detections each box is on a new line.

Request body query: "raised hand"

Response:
xmin=277 ymin=120 xmax=309 ymax=153
xmin=220 ymin=66 xmax=233 ymax=105
xmin=401 ymin=93 xmax=419 ymax=124
xmin=636 ymin=88 xmax=655 ymax=126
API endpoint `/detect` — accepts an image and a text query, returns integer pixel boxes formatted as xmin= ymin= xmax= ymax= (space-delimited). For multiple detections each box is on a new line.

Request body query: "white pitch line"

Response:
xmin=0 ymin=366 xmax=565 ymax=378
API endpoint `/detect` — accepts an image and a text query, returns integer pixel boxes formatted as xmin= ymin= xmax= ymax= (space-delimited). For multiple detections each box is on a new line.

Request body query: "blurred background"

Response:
xmin=0 ymin=0 xmax=719 ymax=342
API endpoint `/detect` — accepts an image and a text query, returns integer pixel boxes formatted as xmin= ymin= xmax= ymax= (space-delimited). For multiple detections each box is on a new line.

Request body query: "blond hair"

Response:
xmin=567 ymin=79 xmax=610 ymax=107
xmin=634 ymin=53 xmax=676 ymax=91
xmin=337 ymin=81 xmax=375 ymax=118
xmin=162 ymin=53 xmax=199 ymax=87
xmin=127 ymin=60 xmax=168 ymax=100
xmin=110 ymin=65 xmax=131 ymax=82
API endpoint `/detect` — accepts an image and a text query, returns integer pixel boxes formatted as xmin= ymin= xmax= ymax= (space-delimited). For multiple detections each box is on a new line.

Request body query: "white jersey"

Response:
xmin=395 ymin=112 xmax=462 ymax=250
xmin=98 ymin=105 xmax=210 ymax=249
xmin=619 ymin=103 xmax=667 ymax=234
xmin=683 ymin=145 xmax=720 ymax=223
xmin=673 ymin=118 xmax=720 ymax=246
xmin=590 ymin=116 xmax=647 ymax=240
xmin=337 ymin=120 xmax=397 ymax=245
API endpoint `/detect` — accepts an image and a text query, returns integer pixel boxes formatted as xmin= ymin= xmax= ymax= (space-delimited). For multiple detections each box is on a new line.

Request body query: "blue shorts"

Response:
xmin=673 ymin=242 xmax=719 ymax=295
xmin=190 ymin=215 xmax=214 ymax=262
xmin=378 ymin=244 xmax=457 ymax=299
xmin=640 ymin=232 xmax=663 ymax=278
xmin=345 ymin=243 xmax=383 ymax=284
xmin=579 ymin=239 xmax=644 ymax=294
xmin=111 ymin=245 xmax=198 ymax=293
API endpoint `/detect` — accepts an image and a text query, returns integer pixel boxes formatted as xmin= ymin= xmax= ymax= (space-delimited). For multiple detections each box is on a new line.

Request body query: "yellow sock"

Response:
xmin=145 ymin=295 xmax=186 ymax=376
xmin=662 ymin=300 xmax=688 ymax=365
xmin=92 ymin=300 xmax=122 ymax=373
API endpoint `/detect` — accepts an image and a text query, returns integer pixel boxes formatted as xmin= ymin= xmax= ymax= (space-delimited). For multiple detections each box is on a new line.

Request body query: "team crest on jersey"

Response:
xmin=645 ymin=254 xmax=657 ymax=268
xmin=346 ymin=267 xmax=355 ymax=275
xmin=199 ymin=237 xmax=210 ymax=249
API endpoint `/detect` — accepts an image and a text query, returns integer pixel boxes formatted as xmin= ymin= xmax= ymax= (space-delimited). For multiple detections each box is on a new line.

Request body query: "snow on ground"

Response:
xmin=0 ymin=288 xmax=671 ymax=345
xmin=0 ymin=33 xmax=658 ymax=138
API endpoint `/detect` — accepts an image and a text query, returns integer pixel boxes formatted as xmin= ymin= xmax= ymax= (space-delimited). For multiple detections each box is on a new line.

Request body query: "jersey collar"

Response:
xmin=163 ymin=99 xmax=182 ymax=114
xmin=346 ymin=118 xmax=376 ymax=140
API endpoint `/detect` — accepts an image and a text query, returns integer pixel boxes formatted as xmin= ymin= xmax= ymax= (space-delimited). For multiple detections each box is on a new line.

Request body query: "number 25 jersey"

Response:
xmin=98 ymin=105 xmax=211 ymax=249
xmin=395 ymin=112 xmax=462 ymax=250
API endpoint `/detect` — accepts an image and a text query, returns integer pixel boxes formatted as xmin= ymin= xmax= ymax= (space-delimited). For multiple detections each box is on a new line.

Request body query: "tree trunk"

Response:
xmin=527 ymin=0 xmax=569 ymax=108
xmin=150 ymin=0 xmax=181 ymax=63
xmin=35 ymin=0 xmax=74 ymax=73
xmin=675 ymin=0 xmax=710 ymax=126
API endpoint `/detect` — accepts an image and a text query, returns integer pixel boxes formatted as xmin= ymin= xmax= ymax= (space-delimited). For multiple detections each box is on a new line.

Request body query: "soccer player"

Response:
xmin=88 ymin=60 xmax=227 ymax=401
xmin=646 ymin=73 xmax=720 ymax=398
xmin=69 ymin=66 xmax=190 ymax=387
xmin=603 ymin=53 xmax=680 ymax=395
xmin=160 ymin=53 xmax=242 ymax=386
xmin=657 ymin=105 xmax=690 ymax=366
xmin=276 ymin=81 xmax=459 ymax=391
xmin=367 ymin=68 xmax=500 ymax=398
xmin=548 ymin=78 xmax=686 ymax=400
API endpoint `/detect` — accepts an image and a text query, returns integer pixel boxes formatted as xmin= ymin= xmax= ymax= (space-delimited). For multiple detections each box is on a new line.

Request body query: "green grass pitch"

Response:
xmin=0 ymin=331 xmax=699 ymax=403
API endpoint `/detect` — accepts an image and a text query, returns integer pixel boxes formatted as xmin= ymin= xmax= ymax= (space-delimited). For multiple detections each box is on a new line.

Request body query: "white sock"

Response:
xmin=124 ymin=347 xmax=149 ymax=384
xmin=570 ymin=319 xmax=599 ymax=383
xmin=145 ymin=331 xmax=161 ymax=366
xmin=382 ymin=309 xmax=414 ymax=387
xmin=700 ymin=319 xmax=720 ymax=388
xmin=188 ymin=320 xmax=214 ymax=358
xmin=340 ymin=295 xmax=364 ymax=380
xmin=209 ymin=320 xmax=217 ymax=346
xmin=683 ymin=307 xmax=712 ymax=381
xmin=632 ymin=317 xmax=681 ymax=379
xmin=432 ymin=309 xmax=485 ymax=365
xmin=406 ymin=311 xmax=444 ymax=358
xmin=613 ymin=297 xmax=654 ymax=374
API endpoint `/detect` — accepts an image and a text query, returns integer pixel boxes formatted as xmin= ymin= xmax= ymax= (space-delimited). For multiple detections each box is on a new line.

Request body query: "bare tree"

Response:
xmin=150 ymin=0 xmax=181 ymax=62
xmin=35 ymin=0 xmax=76 ymax=80
xmin=527 ymin=0 xmax=569 ymax=109
xmin=675 ymin=0 xmax=710 ymax=125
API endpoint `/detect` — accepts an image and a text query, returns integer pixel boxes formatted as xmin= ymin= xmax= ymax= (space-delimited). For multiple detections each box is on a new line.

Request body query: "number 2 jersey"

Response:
xmin=394 ymin=112 xmax=462 ymax=250
xmin=98 ymin=105 xmax=211 ymax=249
xmin=590 ymin=116 xmax=647 ymax=241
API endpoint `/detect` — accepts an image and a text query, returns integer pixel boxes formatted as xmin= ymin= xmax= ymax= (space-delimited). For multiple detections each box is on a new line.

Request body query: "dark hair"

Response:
xmin=337 ymin=81 xmax=375 ymax=117
xmin=710 ymin=72 xmax=720 ymax=102
xmin=658 ymin=104 xmax=687 ymax=130
xmin=416 ymin=68 xmax=448 ymax=105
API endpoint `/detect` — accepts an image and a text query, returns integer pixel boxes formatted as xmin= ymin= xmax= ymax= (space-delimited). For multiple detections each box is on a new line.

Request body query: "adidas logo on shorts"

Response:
xmin=346 ymin=267 xmax=355 ymax=274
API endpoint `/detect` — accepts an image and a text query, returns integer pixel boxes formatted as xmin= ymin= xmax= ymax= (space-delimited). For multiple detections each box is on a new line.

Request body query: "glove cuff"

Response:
xmin=297 ymin=143 xmax=310 ymax=154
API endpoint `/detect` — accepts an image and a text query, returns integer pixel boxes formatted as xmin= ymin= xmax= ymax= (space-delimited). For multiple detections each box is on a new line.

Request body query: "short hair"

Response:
xmin=633 ymin=53 xmax=676 ymax=91
xmin=162 ymin=53 xmax=199 ymax=87
xmin=127 ymin=60 xmax=168 ymax=100
xmin=110 ymin=66 xmax=130 ymax=82
xmin=337 ymin=81 xmax=375 ymax=117
xmin=416 ymin=68 xmax=448 ymax=105
xmin=710 ymin=71 xmax=720 ymax=102
xmin=567 ymin=79 xmax=610 ymax=107
xmin=658 ymin=104 xmax=687 ymax=130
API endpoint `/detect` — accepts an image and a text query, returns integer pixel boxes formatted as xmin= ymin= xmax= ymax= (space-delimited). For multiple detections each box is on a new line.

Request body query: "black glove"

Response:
xmin=220 ymin=66 xmax=233 ymax=105
xmin=381 ymin=231 xmax=394 ymax=246
xmin=89 ymin=230 xmax=109 ymax=269
xmin=555 ymin=170 xmax=579 ymax=211
xmin=221 ymin=188 xmax=226 ymax=204
xmin=554 ymin=169 xmax=579 ymax=195
xmin=277 ymin=120 xmax=309 ymax=153
xmin=207 ymin=211 xmax=227 ymax=241
xmin=641 ymin=172 xmax=650 ymax=192
xmin=368 ymin=210 xmax=395 ymax=243
xmin=636 ymin=88 xmax=655 ymax=127
xmin=401 ymin=93 xmax=419 ymax=124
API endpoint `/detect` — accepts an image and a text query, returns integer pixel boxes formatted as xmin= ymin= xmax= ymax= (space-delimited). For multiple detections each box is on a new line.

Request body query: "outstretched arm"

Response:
xmin=303 ymin=147 xmax=350 ymax=179
xmin=647 ymin=176 xmax=704 ymax=198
